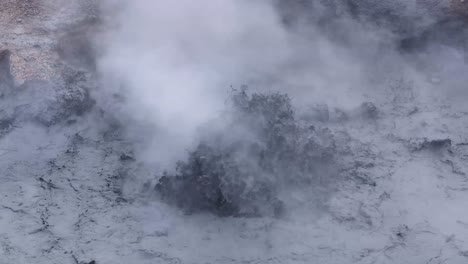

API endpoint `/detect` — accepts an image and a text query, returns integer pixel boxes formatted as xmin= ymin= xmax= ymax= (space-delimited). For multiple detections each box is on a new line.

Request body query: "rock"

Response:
xmin=359 ymin=102 xmax=378 ymax=119
xmin=0 ymin=50 xmax=14 ymax=95
xmin=423 ymin=138 xmax=452 ymax=150
xmin=410 ymin=138 xmax=452 ymax=151
xmin=79 ymin=260 xmax=96 ymax=264
xmin=408 ymin=107 xmax=419 ymax=116
xmin=120 ymin=153 xmax=135 ymax=162
xmin=0 ymin=117 xmax=13 ymax=131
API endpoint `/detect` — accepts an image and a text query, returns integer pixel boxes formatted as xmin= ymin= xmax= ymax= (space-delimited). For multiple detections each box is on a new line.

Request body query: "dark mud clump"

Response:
xmin=156 ymin=90 xmax=337 ymax=217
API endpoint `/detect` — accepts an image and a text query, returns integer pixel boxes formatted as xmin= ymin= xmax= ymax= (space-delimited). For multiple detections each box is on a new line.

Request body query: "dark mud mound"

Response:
xmin=156 ymin=90 xmax=337 ymax=217
xmin=0 ymin=50 xmax=95 ymax=134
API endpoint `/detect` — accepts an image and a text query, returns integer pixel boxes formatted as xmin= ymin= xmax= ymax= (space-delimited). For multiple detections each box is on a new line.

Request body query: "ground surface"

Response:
xmin=0 ymin=0 xmax=96 ymax=82
xmin=2 ymin=1 xmax=468 ymax=264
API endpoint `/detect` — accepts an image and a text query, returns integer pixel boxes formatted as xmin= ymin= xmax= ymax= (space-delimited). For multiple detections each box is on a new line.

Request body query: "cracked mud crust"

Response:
xmin=3 ymin=1 xmax=468 ymax=264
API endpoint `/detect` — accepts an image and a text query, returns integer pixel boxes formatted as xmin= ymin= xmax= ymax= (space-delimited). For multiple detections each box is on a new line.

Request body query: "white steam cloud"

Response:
xmin=98 ymin=0 xmax=296 ymax=169
xmin=96 ymin=0 xmax=378 ymax=171
xmin=97 ymin=0 xmax=468 ymax=171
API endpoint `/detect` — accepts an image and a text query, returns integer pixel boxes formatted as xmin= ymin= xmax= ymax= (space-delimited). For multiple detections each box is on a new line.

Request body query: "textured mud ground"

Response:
xmin=0 ymin=0 xmax=97 ymax=81
xmin=3 ymin=1 xmax=468 ymax=264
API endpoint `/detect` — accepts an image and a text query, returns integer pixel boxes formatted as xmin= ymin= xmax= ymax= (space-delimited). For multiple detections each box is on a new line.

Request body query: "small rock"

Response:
xmin=79 ymin=261 xmax=96 ymax=264
xmin=120 ymin=154 xmax=135 ymax=162
xmin=423 ymin=138 xmax=452 ymax=150
xmin=407 ymin=107 xmax=419 ymax=116
xmin=410 ymin=138 xmax=452 ymax=152
xmin=360 ymin=102 xmax=378 ymax=119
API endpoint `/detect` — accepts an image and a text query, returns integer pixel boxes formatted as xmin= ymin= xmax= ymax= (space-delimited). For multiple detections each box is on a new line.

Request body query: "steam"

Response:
xmin=96 ymin=0 xmax=374 ymax=171
xmin=97 ymin=0 xmax=468 ymax=172
xmin=97 ymin=0 xmax=296 ymax=169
